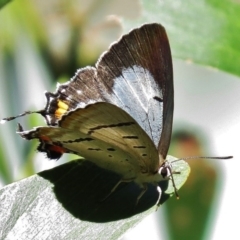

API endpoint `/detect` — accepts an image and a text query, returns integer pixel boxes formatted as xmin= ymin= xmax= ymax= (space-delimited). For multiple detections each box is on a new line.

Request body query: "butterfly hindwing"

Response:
xmin=42 ymin=67 xmax=100 ymax=125
xmin=21 ymin=102 xmax=159 ymax=176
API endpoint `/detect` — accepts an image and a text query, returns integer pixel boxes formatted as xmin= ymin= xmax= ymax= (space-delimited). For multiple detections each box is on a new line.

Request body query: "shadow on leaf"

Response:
xmin=38 ymin=159 xmax=170 ymax=222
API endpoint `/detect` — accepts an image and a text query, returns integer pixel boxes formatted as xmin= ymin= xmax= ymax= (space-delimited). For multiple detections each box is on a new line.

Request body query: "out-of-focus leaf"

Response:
xmin=124 ymin=0 xmax=240 ymax=77
xmin=0 ymin=0 xmax=12 ymax=9
xmin=0 ymin=143 xmax=11 ymax=184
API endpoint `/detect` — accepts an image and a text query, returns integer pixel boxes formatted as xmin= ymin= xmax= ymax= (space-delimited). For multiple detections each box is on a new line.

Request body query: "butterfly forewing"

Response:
xmin=96 ymin=23 xmax=173 ymax=159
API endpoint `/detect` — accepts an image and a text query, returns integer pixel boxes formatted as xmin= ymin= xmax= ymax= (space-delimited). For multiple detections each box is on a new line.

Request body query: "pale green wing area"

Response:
xmin=21 ymin=102 xmax=160 ymax=176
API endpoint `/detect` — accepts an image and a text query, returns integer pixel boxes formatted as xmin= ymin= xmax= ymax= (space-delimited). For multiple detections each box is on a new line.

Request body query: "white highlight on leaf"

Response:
xmin=0 ymin=119 xmax=6 ymax=124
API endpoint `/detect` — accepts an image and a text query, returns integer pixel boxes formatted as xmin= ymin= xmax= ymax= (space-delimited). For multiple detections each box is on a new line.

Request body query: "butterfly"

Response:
xmin=2 ymin=23 xmax=182 ymax=207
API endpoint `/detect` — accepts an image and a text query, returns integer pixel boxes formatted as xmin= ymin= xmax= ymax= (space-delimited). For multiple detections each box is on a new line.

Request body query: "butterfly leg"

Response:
xmin=135 ymin=183 xmax=148 ymax=207
xmin=101 ymin=178 xmax=134 ymax=202
xmin=155 ymin=186 xmax=162 ymax=211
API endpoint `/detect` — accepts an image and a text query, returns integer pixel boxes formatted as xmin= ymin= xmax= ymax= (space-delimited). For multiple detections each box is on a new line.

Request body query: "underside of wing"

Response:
xmin=96 ymin=23 xmax=174 ymax=158
xmin=21 ymin=103 xmax=159 ymax=174
xmin=21 ymin=126 xmax=138 ymax=179
xmin=41 ymin=67 xmax=101 ymax=125
xmin=40 ymin=24 xmax=173 ymax=161
xmin=61 ymin=102 xmax=159 ymax=172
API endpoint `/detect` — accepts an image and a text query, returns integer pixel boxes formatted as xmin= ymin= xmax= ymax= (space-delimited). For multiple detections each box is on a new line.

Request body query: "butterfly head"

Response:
xmin=158 ymin=161 xmax=172 ymax=179
xmin=158 ymin=160 xmax=180 ymax=199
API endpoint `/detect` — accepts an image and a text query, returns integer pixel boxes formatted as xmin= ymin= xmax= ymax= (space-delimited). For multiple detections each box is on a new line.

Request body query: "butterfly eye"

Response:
xmin=158 ymin=163 xmax=171 ymax=179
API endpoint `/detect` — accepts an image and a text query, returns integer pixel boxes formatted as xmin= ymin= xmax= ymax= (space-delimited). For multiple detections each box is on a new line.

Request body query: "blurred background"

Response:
xmin=0 ymin=0 xmax=239 ymax=239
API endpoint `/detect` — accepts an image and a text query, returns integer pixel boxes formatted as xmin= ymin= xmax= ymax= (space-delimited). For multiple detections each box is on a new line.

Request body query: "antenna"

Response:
xmin=1 ymin=110 xmax=45 ymax=124
xmin=169 ymin=155 xmax=233 ymax=199
xmin=173 ymin=155 xmax=233 ymax=162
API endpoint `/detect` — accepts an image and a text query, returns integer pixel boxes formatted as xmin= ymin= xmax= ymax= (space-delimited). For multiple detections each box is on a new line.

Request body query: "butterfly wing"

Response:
xmin=41 ymin=23 xmax=173 ymax=162
xmin=42 ymin=67 xmax=99 ymax=125
xmin=21 ymin=102 xmax=159 ymax=176
xmin=96 ymin=23 xmax=173 ymax=160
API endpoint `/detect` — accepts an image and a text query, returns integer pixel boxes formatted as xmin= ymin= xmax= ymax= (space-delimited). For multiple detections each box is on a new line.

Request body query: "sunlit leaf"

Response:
xmin=0 ymin=156 xmax=190 ymax=239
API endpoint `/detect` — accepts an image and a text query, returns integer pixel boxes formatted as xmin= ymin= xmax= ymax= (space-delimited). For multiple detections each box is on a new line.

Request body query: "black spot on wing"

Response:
xmin=142 ymin=153 xmax=147 ymax=157
xmin=88 ymin=122 xmax=135 ymax=134
xmin=88 ymin=148 xmax=102 ymax=151
xmin=122 ymin=136 xmax=139 ymax=139
xmin=133 ymin=146 xmax=146 ymax=148
xmin=153 ymin=96 xmax=163 ymax=102
xmin=107 ymin=148 xmax=116 ymax=151
xmin=62 ymin=137 xmax=94 ymax=143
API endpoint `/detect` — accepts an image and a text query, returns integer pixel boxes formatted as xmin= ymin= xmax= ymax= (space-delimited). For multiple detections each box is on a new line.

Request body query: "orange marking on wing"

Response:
xmin=58 ymin=100 xmax=69 ymax=110
xmin=55 ymin=100 xmax=69 ymax=119
xmin=49 ymin=145 xmax=66 ymax=154
xmin=40 ymin=135 xmax=51 ymax=141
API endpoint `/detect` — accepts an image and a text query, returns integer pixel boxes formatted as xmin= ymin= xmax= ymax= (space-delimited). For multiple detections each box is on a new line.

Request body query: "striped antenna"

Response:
xmin=173 ymin=156 xmax=233 ymax=162
xmin=169 ymin=155 xmax=233 ymax=200
xmin=1 ymin=110 xmax=44 ymax=124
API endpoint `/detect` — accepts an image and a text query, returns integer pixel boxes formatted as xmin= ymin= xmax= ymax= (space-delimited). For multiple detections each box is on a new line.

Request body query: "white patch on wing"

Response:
xmin=76 ymin=90 xmax=82 ymax=95
xmin=76 ymin=99 xmax=101 ymax=108
xmin=111 ymin=65 xmax=163 ymax=147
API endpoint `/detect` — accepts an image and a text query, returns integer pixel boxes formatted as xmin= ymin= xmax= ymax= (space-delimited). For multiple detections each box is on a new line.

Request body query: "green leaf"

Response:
xmin=124 ymin=0 xmax=240 ymax=77
xmin=0 ymin=156 xmax=190 ymax=239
